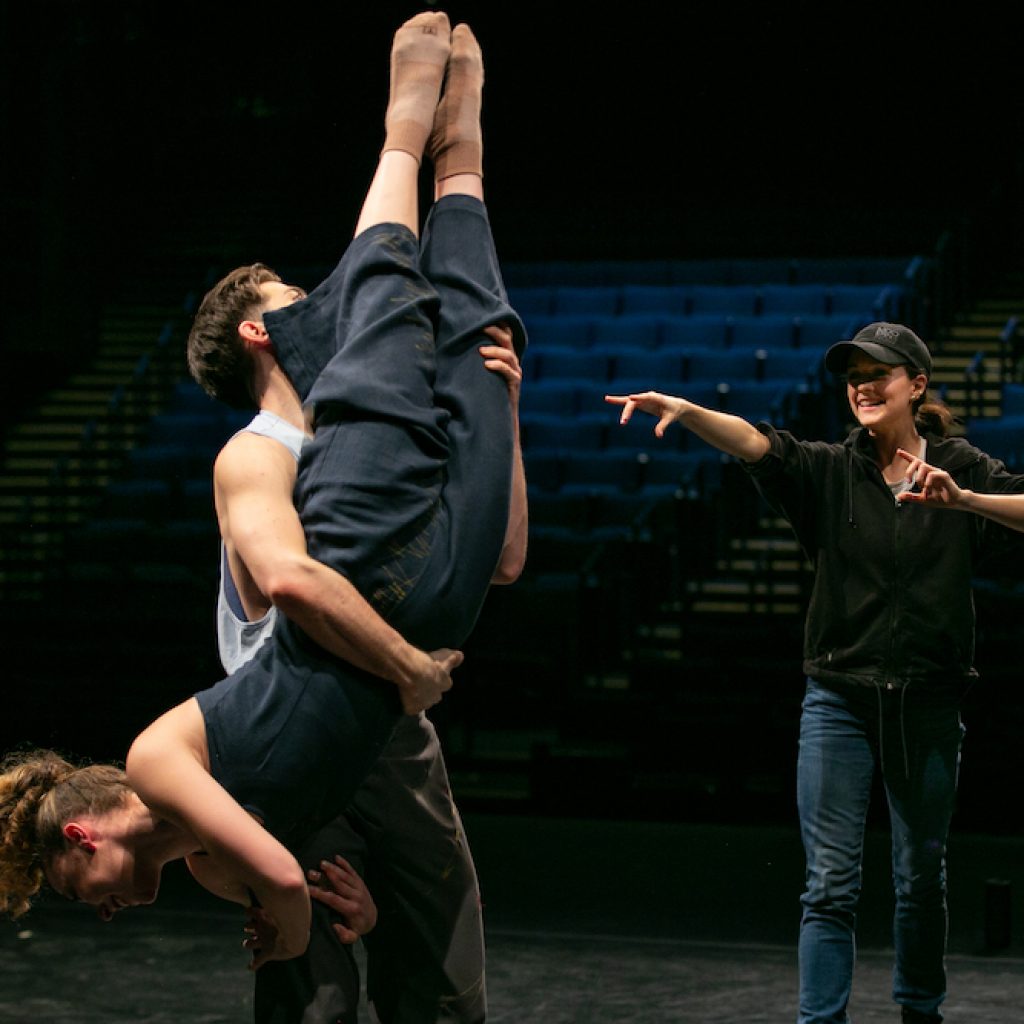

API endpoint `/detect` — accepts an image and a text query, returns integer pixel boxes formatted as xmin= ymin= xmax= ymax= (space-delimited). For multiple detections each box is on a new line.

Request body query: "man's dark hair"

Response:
xmin=186 ymin=263 xmax=282 ymax=409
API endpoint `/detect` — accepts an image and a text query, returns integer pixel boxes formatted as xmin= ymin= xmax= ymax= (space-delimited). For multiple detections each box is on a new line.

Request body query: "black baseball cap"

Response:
xmin=824 ymin=322 xmax=933 ymax=379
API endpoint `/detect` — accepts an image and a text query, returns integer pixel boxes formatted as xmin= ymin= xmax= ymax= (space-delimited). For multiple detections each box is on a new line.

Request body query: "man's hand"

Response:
xmin=308 ymin=855 xmax=378 ymax=945
xmin=395 ymin=646 xmax=464 ymax=714
xmin=479 ymin=323 xmax=521 ymax=408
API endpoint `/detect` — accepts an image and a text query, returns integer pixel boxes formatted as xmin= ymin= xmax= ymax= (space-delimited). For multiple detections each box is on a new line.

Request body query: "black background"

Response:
xmin=4 ymin=2 xmax=1022 ymax=351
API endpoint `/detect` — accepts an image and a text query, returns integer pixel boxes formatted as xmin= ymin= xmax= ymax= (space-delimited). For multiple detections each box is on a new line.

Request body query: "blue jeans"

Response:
xmin=796 ymin=678 xmax=964 ymax=1024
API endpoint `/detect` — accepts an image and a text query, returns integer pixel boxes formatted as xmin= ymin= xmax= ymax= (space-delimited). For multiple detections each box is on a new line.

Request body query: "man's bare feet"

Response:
xmin=428 ymin=22 xmax=484 ymax=181
xmin=382 ymin=11 xmax=452 ymax=165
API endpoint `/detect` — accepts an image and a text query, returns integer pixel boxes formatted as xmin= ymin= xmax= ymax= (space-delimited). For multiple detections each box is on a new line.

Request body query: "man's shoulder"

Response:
xmin=215 ymin=430 xmax=297 ymax=491
xmin=217 ymin=427 xmax=290 ymax=463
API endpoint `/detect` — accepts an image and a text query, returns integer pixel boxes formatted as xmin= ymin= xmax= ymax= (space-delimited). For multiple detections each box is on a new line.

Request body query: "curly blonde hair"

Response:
xmin=0 ymin=750 xmax=130 ymax=918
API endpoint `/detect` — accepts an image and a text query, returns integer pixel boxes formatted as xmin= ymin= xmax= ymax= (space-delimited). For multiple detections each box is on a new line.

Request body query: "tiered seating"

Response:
xmin=509 ymin=283 xmax=901 ymax=324
xmin=964 ymin=382 xmax=1024 ymax=469
xmin=505 ymin=256 xmax=924 ymax=663
xmin=513 ymin=270 xmax=905 ymax=524
xmin=62 ymin=380 xmax=248 ymax=591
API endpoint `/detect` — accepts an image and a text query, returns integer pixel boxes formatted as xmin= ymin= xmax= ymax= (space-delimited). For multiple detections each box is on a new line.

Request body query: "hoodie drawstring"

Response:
xmin=847 ymin=446 xmax=855 ymax=526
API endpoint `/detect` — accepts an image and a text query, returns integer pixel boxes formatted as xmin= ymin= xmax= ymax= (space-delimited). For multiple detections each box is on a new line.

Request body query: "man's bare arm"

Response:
xmin=215 ymin=433 xmax=460 ymax=712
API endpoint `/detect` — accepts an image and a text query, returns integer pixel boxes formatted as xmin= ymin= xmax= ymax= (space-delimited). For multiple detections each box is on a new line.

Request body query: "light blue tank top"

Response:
xmin=216 ymin=411 xmax=306 ymax=674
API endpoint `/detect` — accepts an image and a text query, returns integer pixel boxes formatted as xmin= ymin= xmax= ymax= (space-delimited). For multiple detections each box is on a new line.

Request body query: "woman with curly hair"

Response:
xmin=0 ymin=752 xmax=140 ymax=921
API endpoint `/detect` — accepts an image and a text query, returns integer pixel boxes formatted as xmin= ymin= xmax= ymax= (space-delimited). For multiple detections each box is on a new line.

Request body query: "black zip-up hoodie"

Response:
xmin=744 ymin=423 xmax=1024 ymax=694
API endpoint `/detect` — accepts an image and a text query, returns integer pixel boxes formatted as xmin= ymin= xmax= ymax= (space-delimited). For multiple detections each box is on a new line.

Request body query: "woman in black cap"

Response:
xmin=607 ymin=321 xmax=1024 ymax=1024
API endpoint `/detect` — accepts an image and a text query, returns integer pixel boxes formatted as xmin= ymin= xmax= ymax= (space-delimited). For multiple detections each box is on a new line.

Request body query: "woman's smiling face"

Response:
xmin=844 ymin=351 xmax=926 ymax=433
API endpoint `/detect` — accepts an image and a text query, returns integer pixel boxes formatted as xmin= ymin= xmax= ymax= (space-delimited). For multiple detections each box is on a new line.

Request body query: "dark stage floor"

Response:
xmin=3 ymin=817 xmax=1022 ymax=1022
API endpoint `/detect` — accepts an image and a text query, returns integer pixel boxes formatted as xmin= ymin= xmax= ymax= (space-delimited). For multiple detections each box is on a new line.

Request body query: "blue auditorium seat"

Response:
xmin=521 ymin=314 xmax=596 ymax=350
xmin=758 ymin=284 xmax=830 ymax=316
xmin=127 ymin=443 xmax=193 ymax=482
xmin=527 ymin=489 xmax=592 ymax=533
xmin=726 ymin=258 xmax=795 ymax=285
xmin=588 ymin=490 xmax=662 ymax=539
xmin=793 ymin=314 xmax=857 ymax=349
xmin=620 ymin=285 xmax=690 ymax=316
xmin=520 ymin=413 xmax=607 ymax=452
xmin=519 ymin=379 xmax=581 ymax=417
xmin=728 ymin=314 xmax=798 ymax=350
xmin=147 ymin=411 xmax=228 ymax=448
xmin=761 ymin=348 xmax=822 ymax=381
xmin=659 ymin=315 xmax=731 ymax=350
xmin=606 ymin=350 xmax=686 ymax=386
xmin=1001 ymin=383 xmax=1024 ymax=417
xmin=97 ymin=479 xmax=174 ymax=521
xmin=597 ymin=260 xmax=677 ymax=285
xmin=519 ymin=349 xmax=541 ymax=383
xmin=535 ymin=347 xmax=611 ymax=384
xmin=828 ymin=284 xmax=897 ymax=319
xmin=522 ymin=450 xmax=563 ymax=492
xmin=965 ymin=417 xmax=1024 ymax=464
xmin=686 ymin=347 xmax=761 ymax=383
xmin=507 ymin=286 xmax=555 ymax=317
xmin=169 ymin=379 xmax=219 ymax=413
xmin=792 ymin=256 xmax=912 ymax=285
xmin=552 ymin=285 xmax=622 ymax=316
xmin=602 ymin=411 xmax=689 ymax=453
xmin=688 ymin=285 xmax=759 ymax=316
xmin=590 ymin=314 xmax=664 ymax=350
xmin=559 ymin=449 xmax=645 ymax=495
xmin=666 ymin=259 xmax=734 ymax=284
xmin=637 ymin=451 xmax=719 ymax=496
xmin=715 ymin=381 xmax=787 ymax=421
xmin=573 ymin=379 xmax=617 ymax=418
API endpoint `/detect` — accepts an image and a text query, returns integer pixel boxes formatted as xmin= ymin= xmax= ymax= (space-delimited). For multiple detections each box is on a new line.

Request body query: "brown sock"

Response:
xmin=382 ymin=12 xmax=451 ymax=164
xmin=428 ymin=23 xmax=484 ymax=180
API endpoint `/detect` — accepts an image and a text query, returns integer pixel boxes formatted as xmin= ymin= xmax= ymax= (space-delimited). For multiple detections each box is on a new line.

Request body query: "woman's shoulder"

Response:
xmin=929 ymin=432 xmax=1003 ymax=471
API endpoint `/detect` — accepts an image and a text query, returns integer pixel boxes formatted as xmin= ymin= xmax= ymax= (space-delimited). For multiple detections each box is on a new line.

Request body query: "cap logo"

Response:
xmin=874 ymin=325 xmax=900 ymax=341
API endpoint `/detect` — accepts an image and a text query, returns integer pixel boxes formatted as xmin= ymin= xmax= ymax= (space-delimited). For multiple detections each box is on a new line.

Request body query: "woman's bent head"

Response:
xmin=0 ymin=749 xmax=131 ymax=918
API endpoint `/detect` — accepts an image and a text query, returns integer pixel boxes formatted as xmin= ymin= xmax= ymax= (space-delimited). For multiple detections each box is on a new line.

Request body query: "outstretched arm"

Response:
xmin=215 ymin=434 xmax=461 ymax=713
xmin=479 ymin=324 xmax=527 ymax=583
xmin=896 ymin=447 xmax=1024 ymax=531
xmin=605 ymin=390 xmax=771 ymax=462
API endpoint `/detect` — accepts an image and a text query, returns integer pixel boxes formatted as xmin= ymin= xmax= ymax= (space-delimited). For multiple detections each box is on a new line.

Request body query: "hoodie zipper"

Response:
xmin=886 ymin=460 xmax=901 ymax=691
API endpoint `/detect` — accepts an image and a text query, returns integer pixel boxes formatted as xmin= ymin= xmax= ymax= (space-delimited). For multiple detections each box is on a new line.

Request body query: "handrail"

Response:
xmin=999 ymin=316 xmax=1019 ymax=383
xmin=964 ymin=350 xmax=987 ymax=421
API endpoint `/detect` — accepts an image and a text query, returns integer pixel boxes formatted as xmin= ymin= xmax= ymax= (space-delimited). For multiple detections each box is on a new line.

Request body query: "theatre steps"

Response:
xmin=932 ymin=266 xmax=1024 ymax=420
xmin=0 ymin=299 xmax=192 ymax=608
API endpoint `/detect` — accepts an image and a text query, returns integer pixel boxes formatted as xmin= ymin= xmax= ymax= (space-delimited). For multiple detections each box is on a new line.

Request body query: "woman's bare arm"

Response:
xmin=605 ymin=390 xmax=771 ymax=462
xmin=126 ymin=700 xmax=310 ymax=968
